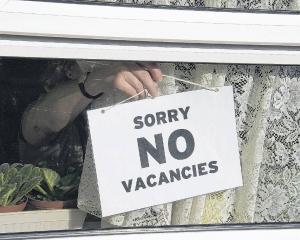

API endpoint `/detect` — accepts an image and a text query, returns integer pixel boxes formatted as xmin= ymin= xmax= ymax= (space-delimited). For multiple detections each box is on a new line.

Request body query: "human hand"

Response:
xmin=79 ymin=61 xmax=163 ymax=99
xmin=112 ymin=62 xmax=162 ymax=98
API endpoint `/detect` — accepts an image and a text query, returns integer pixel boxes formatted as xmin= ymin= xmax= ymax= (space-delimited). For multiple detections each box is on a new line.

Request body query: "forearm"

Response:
xmin=22 ymin=79 xmax=104 ymax=146
xmin=22 ymin=61 xmax=162 ymax=146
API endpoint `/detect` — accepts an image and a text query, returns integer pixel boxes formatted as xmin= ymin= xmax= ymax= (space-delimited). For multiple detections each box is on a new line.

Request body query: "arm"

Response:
xmin=21 ymin=62 xmax=162 ymax=146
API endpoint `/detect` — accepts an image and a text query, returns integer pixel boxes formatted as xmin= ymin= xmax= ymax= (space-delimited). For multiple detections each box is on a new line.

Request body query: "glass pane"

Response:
xmin=0 ymin=57 xmax=300 ymax=236
xmin=25 ymin=0 xmax=300 ymax=12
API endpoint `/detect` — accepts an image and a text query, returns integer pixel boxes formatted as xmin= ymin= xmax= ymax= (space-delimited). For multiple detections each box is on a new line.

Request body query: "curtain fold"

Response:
xmin=78 ymin=64 xmax=300 ymax=226
xmin=77 ymin=0 xmax=300 ymax=226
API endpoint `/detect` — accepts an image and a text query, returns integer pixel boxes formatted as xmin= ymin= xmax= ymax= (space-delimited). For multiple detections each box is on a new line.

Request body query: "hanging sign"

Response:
xmin=87 ymin=86 xmax=242 ymax=217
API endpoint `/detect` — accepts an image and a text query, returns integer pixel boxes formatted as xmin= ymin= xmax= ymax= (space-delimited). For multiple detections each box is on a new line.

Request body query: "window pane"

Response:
xmin=1 ymin=57 xmax=300 ymax=235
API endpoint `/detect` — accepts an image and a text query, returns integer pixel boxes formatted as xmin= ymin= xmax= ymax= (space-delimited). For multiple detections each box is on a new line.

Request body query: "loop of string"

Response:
xmin=101 ymin=89 xmax=147 ymax=113
xmin=163 ymin=75 xmax=219 ymax=92
xmin=30 ymin=74 xmax=219 ymax=114
xmin=101 ymin=74 xmax=218 ymax=113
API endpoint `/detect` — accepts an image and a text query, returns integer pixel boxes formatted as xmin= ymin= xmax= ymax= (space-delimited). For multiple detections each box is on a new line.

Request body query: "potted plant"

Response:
xmin=0 ymin=163 xmax=42 ymax=213
xmin=29 ymin=167 xmax=80 ymax=210
xmin=0 ymin=164 xmax=86 ymax=233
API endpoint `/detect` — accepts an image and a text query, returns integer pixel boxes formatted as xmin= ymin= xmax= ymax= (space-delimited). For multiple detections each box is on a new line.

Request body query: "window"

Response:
xmin=1 ymin=0 xmax=300 ymax=238
xmin=1 ymin=1 xmax=300 ymax=64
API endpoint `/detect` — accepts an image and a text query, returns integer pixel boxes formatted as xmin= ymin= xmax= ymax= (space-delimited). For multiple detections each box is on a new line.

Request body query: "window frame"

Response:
xmin=1 ymin=0 xmax=300 ymax=239
xmin=2 ymin=222 xmax=300 ymax=239
xmin=1 ymin=0 xmax=300 ymax=64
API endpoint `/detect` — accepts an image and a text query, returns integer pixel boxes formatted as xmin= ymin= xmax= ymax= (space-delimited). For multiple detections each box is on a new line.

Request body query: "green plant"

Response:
xmin=33 ymin=168 xmax=80 ymax=201
xmin=0 ymin=163 xmax=42 ymax=206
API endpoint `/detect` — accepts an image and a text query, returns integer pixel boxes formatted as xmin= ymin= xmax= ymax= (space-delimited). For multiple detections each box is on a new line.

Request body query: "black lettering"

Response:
xmin=137 ymin=134 xmax=166 ymax=168
xmin=158 ymin=172 xmax=170 ymax=185
xmin=169 ymin=168 xmax=181 ymax=182
xmin=168 ymin=129 xmax=195 ymax=160
xmin=197 ymin=163 xmax=208 ymax=176
xmin=144 ymin=114 xmax=156 ymax=127
xmin=192 ymin=164 xmax=197 ymax=177
xmin=135 ymin=177 xmax=147 ymax=191
xmin=208 ymin=161 xmax=219 ymax=173
xmin=133 ymin=116 xmax=143 ymax=129
xmin=167 ymin=109 xmax=179 ymax=122
xmin=181 ymin=166 xmax=192 ymax=179
xmin=156 ymin=111 xmax=167 ymax=125
xmin=146 ymin=174 xmax=157 ymax=187
xmin=122 ymin=179 xmax=133 ymax=193
xmin=179 ymin=106 xmax=190 ymax=120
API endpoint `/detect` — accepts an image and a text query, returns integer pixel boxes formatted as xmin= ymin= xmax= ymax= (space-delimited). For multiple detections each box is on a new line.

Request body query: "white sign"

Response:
xmin=87 ymin=86 xmax=242 ymax=217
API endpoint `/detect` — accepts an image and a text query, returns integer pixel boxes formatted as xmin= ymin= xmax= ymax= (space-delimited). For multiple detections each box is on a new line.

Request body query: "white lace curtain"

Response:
xmin=78 ymin=0 xmax=300 ymax=227
xmin=82 ymin=0 xmax=300 ymax=10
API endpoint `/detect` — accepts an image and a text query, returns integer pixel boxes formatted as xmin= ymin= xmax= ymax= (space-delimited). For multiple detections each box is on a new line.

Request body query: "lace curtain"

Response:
xmin=78 ymin=0 xmax=300 ymax=226
xmin=67 ymin=0 xmax=300 ymax=10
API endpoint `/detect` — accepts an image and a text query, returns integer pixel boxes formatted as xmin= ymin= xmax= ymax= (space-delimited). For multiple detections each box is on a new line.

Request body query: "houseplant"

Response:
xmin=0 ymin=163 xmax=42 ymax=213
xmin=29 ymin=167 xmax=81 ymax=209
xmin=0 ymin=164 xmax=86 ymax=233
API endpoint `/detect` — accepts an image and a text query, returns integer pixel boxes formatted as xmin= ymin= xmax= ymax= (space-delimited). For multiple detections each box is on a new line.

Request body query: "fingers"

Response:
xmin=123 ymin=71 xmax=146 ymax=98
xmin=137 ymin=62 xmax=163 ymax=82
xmin=129 ymin=65 xmax=158 ymax=97
xmin=112 ymin=62 xmax=162 ymax=99
xmin=113 ymin=73 xmax=140 ymax=100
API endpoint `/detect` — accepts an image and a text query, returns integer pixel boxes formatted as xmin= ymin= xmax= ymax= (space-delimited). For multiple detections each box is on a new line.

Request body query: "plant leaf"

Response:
xmin=11 ymin=163 xmax=23 ymax=170
xmin=40 ymin=168 xmax=60 ymax=193
xmin=0 ymin=163 xmax=9 ymax=174
xmin=18 ymin=164 xmax=34 ymax=182
xmin=5 ymin=167 xmax=18 ymax=184
xmin=34 ymin=184 xmax=51 ymax=199
xmin=7 ymin=175 xmax=22 ymax=204
xmin=0 ymin=184 xmax=17 ymax=206
xmin=12 ymin=177 xmax=42 ymax=205
xmin=0 ymin=173 xmax=4 ymax=186
xmin=59 ymin=173 xmax=78 ymax=186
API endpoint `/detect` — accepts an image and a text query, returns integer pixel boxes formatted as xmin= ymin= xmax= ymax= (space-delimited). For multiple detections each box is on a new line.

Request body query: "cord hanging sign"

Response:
xmin=87 ymin=86 xmax=242 ymax=217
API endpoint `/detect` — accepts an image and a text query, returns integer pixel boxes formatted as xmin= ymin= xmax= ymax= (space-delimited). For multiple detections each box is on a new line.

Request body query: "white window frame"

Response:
xmin=1 ymin=0 xmax=300 ymax=64
xmin=1 ymin=0 xmax=300 ymax=239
